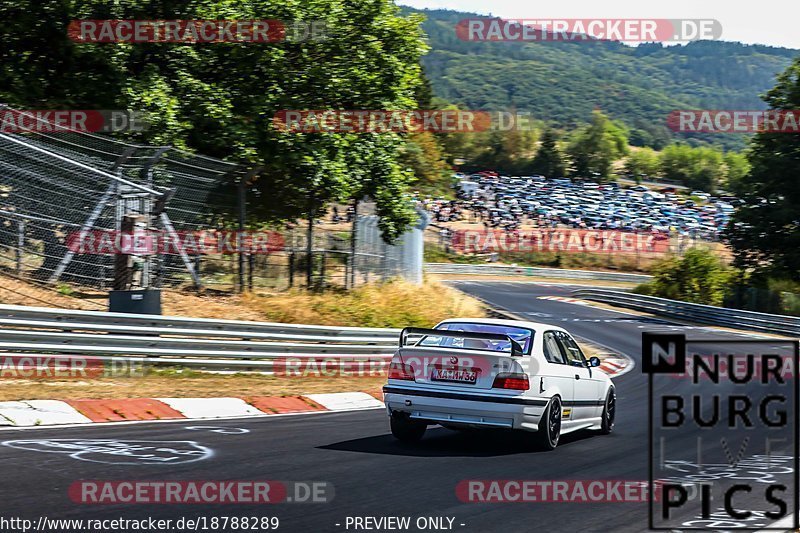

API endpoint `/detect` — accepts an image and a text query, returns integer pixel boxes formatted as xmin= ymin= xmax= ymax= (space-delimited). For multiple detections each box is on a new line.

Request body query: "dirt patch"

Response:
xmin=0 ymin=275 xmax=101 ymax=310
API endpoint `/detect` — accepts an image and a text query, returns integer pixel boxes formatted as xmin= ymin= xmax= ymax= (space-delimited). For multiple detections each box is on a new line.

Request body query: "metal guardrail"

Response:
xmin=0 ymin=304 xmax=399 ymax=338
xmin=571 ymin=289 xmax=800 ymax=337
xmin=425 ymin=263 xmax=652 ymax=283
xmin=0 ymin=303 xmax=399 ymax=371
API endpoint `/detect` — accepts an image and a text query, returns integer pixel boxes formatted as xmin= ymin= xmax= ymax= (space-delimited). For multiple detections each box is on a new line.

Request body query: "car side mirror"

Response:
xmin=588 ymin=357 xmax=601 ymax=368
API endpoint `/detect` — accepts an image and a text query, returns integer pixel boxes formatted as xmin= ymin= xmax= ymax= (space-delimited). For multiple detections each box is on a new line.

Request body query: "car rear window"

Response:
xmin=417 ymin=322 xmax=534 ymax=355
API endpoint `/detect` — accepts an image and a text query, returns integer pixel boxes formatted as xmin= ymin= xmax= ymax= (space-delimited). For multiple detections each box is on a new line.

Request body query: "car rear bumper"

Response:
xmin=383 ymin=385 xmax=548 ymax=431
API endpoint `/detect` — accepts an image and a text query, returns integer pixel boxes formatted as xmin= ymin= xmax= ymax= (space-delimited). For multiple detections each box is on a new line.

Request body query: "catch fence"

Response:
xmin=0 ymin=107 xmax=422 ymax=299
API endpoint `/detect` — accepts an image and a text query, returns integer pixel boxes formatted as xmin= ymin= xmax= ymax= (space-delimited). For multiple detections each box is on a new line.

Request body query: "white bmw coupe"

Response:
xmin=383 ymin=318 xmax=616 ymax=450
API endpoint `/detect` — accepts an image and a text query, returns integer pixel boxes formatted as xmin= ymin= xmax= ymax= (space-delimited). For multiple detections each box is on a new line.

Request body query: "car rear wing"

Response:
xmin=399 ymin=327 xmax=524 ymax=356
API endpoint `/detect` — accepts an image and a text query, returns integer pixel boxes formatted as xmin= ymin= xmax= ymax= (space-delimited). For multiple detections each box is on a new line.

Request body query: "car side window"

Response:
xmin=558 ymin=332 xmax=587 ymax=368
xmin=543 ymin=332 xmax=567 ymax=364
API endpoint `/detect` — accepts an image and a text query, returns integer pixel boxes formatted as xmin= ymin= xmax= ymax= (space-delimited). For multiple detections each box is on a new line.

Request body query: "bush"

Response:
xmin=634 ymin=248 xmax=733 ymax=306
xmin=767 ymin=278 xmax=800 ymax=316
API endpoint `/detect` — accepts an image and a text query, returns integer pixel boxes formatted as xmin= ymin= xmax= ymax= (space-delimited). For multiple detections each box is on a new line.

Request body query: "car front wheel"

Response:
xmin=390 ymin=412 xmax=427 ymax=442
xmin=600 ymin=388 xmax=616 ymax=435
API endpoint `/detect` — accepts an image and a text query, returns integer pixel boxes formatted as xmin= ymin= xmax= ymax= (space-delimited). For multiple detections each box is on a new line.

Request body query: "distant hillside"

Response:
xmin=411 ymin=8 xmax=798 ymax=150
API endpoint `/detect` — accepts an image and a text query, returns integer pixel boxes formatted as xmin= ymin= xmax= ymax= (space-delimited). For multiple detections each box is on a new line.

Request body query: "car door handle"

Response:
xmin=574 ymin=374 xmax=581 ymax=380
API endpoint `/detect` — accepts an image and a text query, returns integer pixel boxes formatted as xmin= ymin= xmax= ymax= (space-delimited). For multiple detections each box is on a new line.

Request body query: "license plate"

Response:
xmin=431 ymin=367 xmax=478 ymax=384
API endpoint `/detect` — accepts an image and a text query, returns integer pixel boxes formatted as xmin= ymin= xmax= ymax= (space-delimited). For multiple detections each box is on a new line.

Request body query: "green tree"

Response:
xmin=397 ymin=72 xmax=456 ymax=195
xmin=659 ymin=144 xmax=723 ymax=192
xmin=398 ymin=132 xmax=452 ymax=195
xmin=635 ymin=248 xmax=734 ymax=306
xmin=660 ymin=144 xmax=694 ymax=185
xmin=722 ymin=151 xmax=751 ymax=195
xmin=528 ymin=127 xmax=566 ymax=177
xmin=0 ymin=0 xmax=428 ymax=244
xmin=624 ymin=148 xmax=660 ymax=183
xmin=566 ymin=110 xmax=628 ymax=181
xmin=726 ymin=56 xmax=800 ymax=280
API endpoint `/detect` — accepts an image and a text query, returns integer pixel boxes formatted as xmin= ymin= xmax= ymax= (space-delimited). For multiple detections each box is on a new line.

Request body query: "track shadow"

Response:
xmin=318 ymin=426 xmax=597 ymax=458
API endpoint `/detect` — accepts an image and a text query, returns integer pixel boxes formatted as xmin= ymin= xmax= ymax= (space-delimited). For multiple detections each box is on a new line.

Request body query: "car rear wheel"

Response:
xmin=390 ymin=412 xmax=427 ymax=442
xmin=534 ymin=397 xmax=562 ymax=450
xmin=600 ymin=388 xmax=616 ymax=435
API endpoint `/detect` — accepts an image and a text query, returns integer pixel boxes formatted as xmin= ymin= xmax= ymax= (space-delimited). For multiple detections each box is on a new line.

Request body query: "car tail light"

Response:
xmin=492 ymin=372 xmax=530 ymax=390
xmin=388 ymin=360 xmax=416 ymax=381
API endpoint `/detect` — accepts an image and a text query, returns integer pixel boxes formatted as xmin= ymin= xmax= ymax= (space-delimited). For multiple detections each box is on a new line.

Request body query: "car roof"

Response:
xmin=435 ymin=317 xmax=565 ymax=334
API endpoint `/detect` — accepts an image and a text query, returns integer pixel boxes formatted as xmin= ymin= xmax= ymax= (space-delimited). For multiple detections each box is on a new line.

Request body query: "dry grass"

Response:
xmin=241 ymin=278 xmax=487 ymax=328
xmin=160 ymin=290 xmax=268 ymax=321
xmin=0 ymin=274 xmax=486 ymax=328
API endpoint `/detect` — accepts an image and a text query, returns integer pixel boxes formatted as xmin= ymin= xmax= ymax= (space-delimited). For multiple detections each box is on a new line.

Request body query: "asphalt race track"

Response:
xmin=0 ymin=281 xmax=795 ymax=532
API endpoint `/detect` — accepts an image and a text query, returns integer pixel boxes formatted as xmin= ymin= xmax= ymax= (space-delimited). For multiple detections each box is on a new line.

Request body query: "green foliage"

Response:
xmin=722 ymin=151 xmax=751 ymax=195
xmin=528 ymin=127 xmax=566 ymax=177
xmin=471 ymin=129 xmax=538 ymax=174
xmin=660 ymin=144 xmax=724 ymax=192
xmin=624 ymin=148 xmax=661 ymax=183
xmin=0 ymin=0 xmax=429 ymax=243
xmin=410 ymin=8 xmax=795 ymax=151
xmin=399 ymin=132 xmax=452 ymax=195
xmin=423 ymin=247 xmax=484 ymax=264
xmin=767 ymin=279 xmax=800 ymax=316
xmin=727 ymin=55 xmax=800 ymax=281
xmin=56 ymin=283 xmax=74 ymax=296
xmin=634 ymin=248 xmax=734 ymax=306
xmin=566 ymin=111 xmax=628 ymax=180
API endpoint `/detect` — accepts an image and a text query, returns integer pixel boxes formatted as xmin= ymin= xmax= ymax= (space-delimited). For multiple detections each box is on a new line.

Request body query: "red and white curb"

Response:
xmin=598 ymin=355 xmax=632 ymax=377
xmin=0 ymin=392 xmax=385 ymax=427
xmin=537 ymin=295 xmax=591 ymax=306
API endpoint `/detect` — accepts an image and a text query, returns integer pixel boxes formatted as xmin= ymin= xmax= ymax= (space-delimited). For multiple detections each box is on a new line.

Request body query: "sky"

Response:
xmin=399 ymin=0 xmax=800 ymax=49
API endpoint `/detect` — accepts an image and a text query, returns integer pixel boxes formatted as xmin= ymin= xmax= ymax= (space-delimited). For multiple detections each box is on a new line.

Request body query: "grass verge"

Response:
xmin=241 ymin=278 xmax=486 ymax=327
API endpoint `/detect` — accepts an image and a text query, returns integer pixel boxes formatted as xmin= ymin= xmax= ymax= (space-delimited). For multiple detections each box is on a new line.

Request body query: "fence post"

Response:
xmin=248 ymin=253 xmax=254 ymax=291
xmin=381 ymin=243 xmax=388 ymax=283
xmin=349 ymin=200 xmax=359 ymax=289
xmin=15 ymin=219 xmax=25 ymax=274
xmin=288 ymin=252 xmax=295 ymax=288
xmin=237 ymin=178 xmax=246 ymax=293
xmin=320 ymin=246 xmax=327 ymax=291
